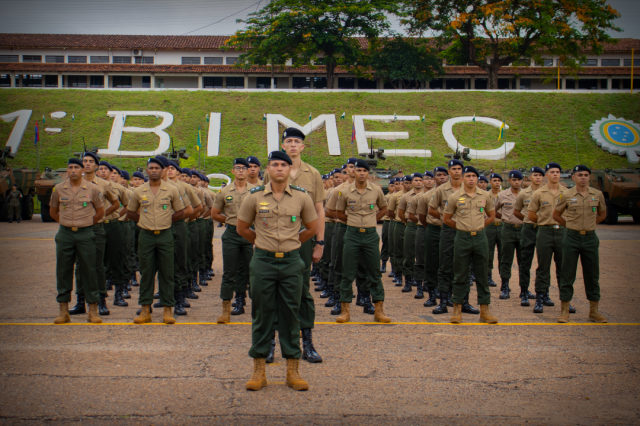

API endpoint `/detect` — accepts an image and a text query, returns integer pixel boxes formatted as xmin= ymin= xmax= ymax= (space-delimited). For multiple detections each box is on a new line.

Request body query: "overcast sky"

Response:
xmin=0 ymin=0 xmax=637 ymax=38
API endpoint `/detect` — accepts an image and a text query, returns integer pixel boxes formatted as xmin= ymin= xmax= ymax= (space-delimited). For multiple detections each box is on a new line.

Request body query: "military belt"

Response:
xmin=427 ymin=224 xmax=442 ymax=228
xmin=196 ymin=218 xmax=204 ymax=222
xmin=346 ymin=226 xmax=376 ymax=234
xmin=396 ymin=222 xmax=406 ymax=227
xmin=61 ymin=225 xmax=91 ymax=232
xmin=504 ymin=223 xmax=522 ymax=229
xmin=456 ymin=229 xmax=485 ymax=237
xmin=538 ymin=224 xmax=563 ymax=229
xmin=406 ymin=221 xmax=417 ymax=227
xmin=524 ymin=223 xmax=538 ymax=229
xmin=141 ymin=228 xmax=170 ymax=235
xmin=226 ymin=224 xmax=236 ymax=230
xmin=255 ymin=248 xmax=300 ymax=258
xmin=492 ymin=222 xmax=503 ymax=226
xmin=567 ymin=229 xmax=595 ymax=236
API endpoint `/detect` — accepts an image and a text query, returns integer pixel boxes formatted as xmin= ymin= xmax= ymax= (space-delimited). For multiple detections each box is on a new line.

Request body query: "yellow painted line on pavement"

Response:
xmin=0 ymin=322 xmax=637 ymax=326
xmin=0 ymin=237 xmax=54 ymax=241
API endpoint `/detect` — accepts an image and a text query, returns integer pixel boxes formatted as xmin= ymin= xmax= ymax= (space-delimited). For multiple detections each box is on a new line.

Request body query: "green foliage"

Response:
xmin=1 ymin=89 xmax=638 ymax=177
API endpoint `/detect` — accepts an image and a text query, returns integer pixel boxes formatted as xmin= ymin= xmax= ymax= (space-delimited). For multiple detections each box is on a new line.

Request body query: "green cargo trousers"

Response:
xmin=138 ymin=229 xmax=175 ymax=307
xmin=249 ymin=249 xmax=305 ymax=359
xmin=196 ymin=219 xmax=206 ymax=270
xmin=519 ymin=224 xmax=538 ymax=291
xmin=534 ymin=226 xmax=565 ymax=293
xmin=329 ymin=223 xmax=347 ymax=291
xmin=500 ymin=224 xmax=522 ymax=281
xmin=134 ymin=223 xmax=141 ymax=267
xmin=187 ymin=221 xmax=199 ymax=275
xmin=298 ymin=236 xmax=316 ymax=330
xmin=122 ymin=220 xmax=132 ymax=277
xmin=129 ymin=221 xmax=137 ymax=273
xmin=403 ymin=221 xmax=417 ymax=277
xmin=424 ymin=224 xmax=441 ymax=289
xmin=393 ymin=222 xmax=406 ymax=276
xmin=414 ymin=224 xmax=426 ymax=282
xmin=56 ymin=226 xmax=99 ymax=304
xmin=380 ymin=220 xmax=390 ymax=262
xmin=339 ymin=227 xmax=386 ymax=303
xmin=388 ymin=220 xmax=396 ymax=270
xmin=452 ymin=230 xmax=491 ymax=305
xmin=204 ymin=219 xmax=214 ymax=269
xmin=437 ymin=225 xmax=456 ymax=293
xmin=559 ymin=230 xmax=601 ymax=302
xmin=485 ymin=222 xmax=503 ymax=273
xmin=220 ymin=225 xmax=253 ymax=300
xmin=171 ymin=221 xmax=188 ymax=290
xmin=104 ymin=221 xmax=127 ymax=287
xmin=75 ymin=223 xmax=107 ymax=297
xmin=320 ymin=222 xmax=335 ymax=281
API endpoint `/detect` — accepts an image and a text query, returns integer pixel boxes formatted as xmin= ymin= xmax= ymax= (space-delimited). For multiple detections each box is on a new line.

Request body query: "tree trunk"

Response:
xmin=326 ymin=62 xmax=335 ymax=89
xmin=487 ymin=65 xmax=500 ymax=89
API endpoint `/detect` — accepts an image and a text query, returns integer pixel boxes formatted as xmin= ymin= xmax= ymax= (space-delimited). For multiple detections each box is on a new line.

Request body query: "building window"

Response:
xmin=67 ymin=76 xmax=88 ymax=87
xmin=446 ymin=79 xmax=466 ymax=90
xmin=113 ymin=76 xmax=132 ymax=87
xmin=68 ymin=56 xmax=87 ymax=64
xmin=429 ymin=79 xmax=444 ymax=89
xmin=22 ymin=55 xmax=42 ymax=63
xmin=566 ymin=79 xmax=576 ymax=89
xmin=90 ymin=76 xmax=104 ymax=88
xmin=338 ymin=77 xmax=355 ymax=89
xmin=182 ymin=57 xmax=201 ymax=65
xmin=313 ymin=77 xmax=327 ymax=89
xmin=45 ymin=75 xmax=58 ymax=87
xmin=0 ymin=74 xmax=11 ymax=86
xmin=203 ymin=76 xmax=223 ymax=88
xmin=622 ymin=79 xmax=640 ymax=89
xmin=226 ymin=57 xmax=238 ymax=65
xmin=256 ymin=77 xmax=272 ymax=89
xmin=498 ymin=78 xmax=511 ymax=89
xmin=226 ymin=76 xmax=244 ymax=88
xmin=535 ymin=59 xmax=554 ymax=67
xmin=314 ymin=57 xmax=326 ymax=65
xmin=113 ymin=56 xmax=132 ymax=64
xmin=624 ymin=59 xmax=640 ymax=66
xmin=142 ymin=76 xmax=150 ymax=88
xmin=578 ymin=79 xmax=599 ymax=89
xmin=21 ymin=75 xmax=42 ymax=86
xmin=357 ymin=78 xmax=377 ymax=89
xmin=512 ymin=58 xmax=531 ymax=66
xmin=90 ymin=56 xmax=109 ymax=64
xmin=45 ymin=55 xmax=64 ymax=63
xmin=135 ymin=56 xmax=154 ymax=64
xmin=601 ymin=59 xmax=620 ymax=67
xmin=292 ymin=77 xmax=311 ymax=89
xmin=0 ymin=55 xmax=19 ymax=62
xmin=204 ymin=57 xmax=223 ymax=65
xmin=474 ymin=78 xmax=488 ymax=89
xmin=519 ymin=78 xmax=531 ymax=89
xmin=583 ymin=59 xmax=598 ymax=66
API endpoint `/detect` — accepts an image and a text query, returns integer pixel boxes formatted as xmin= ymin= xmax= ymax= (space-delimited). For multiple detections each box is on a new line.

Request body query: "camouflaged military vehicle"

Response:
xmin=35 ymin=167 xmax=68 ymax=222
xmin=360 ymin=147 xmax=402 ymax=193
xmin=0 ymin=147 xmax=37 ymax=222
xmin=590 ymin=168 xmax=640 ymax=224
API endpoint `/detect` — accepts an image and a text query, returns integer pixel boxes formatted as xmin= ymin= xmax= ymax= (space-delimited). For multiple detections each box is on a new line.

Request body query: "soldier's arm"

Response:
xmin=49 ymin=189 xmax=61 ymax=223
xmin=596 ymin=192 xmax=607 ymax=224
xmin=528 ymin=193 xmax=541 ymax=223
xmin=418 ymin=214 xmax=428 ymax=227
xmin=210 ymin=207 xmax=226 ymax=224
xmin=484 ymin=201 xmax=496 ymax=228
xmin=553 ymin=196 xmax=568 ymax=227
xmin=443 ymin=212 xmax=456 ymax=229
xmin=237 ymin=219 xmax=256 ymax=244
xmin=300 ymin=194 xmax=319 ymax=244
xmin=237 ymin=195 xmax=257 ymax=243
xmin=105 ymin=187 xmax=120 ymax=216
xmin=376 ymin=206 xmax=388 ymax=222
xmin=513 ymin=209 xmax=524 ymax=221
xmin=442 ymin=194 xmax=456 ymax=228
xmin=398 ymin=208 xmax=407 ymax=222
xmin=93 ymin=206 xmax=105 ymax=224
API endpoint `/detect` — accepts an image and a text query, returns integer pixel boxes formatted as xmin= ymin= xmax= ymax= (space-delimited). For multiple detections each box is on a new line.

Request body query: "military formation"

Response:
xmin=48 ymin=126 xmax=609 ymax=392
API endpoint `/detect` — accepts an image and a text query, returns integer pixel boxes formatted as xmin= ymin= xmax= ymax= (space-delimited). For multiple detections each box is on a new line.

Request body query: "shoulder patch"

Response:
xmin=250 ymin=185 xmax=265 ymax=194
xmin=290 ymin=185 xmax=306 ymax=193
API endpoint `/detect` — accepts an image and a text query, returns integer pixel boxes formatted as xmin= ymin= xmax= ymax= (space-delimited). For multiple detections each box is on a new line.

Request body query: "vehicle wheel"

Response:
xmin=21 ymin=194 xmax=34 ymax=220
xmin=633 ymin=214 xmax=640 ymax=223
xmin=604 ymin=198 xmax=618 ymax=224
xmin=40 ymin=202 xmax=54 ymax=222
xmin=0 ymin=196 xmax=9 ymax=222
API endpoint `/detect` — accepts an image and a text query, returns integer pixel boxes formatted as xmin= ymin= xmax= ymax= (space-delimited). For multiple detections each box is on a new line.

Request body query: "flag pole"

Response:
xmin=504 ymin=118 xmax=507 ymax=170
xmin=69 ymin=114 xmax=73 ymax=158
xmin=423 ymin=114 xmax=426 ymax=170
xmin=36 ymin=121 xmax=39 ymax=172
xmin=631 ymin=48 xmax=634 ymax=94
xmin=309 ymin=112 xmax=313 ymax=166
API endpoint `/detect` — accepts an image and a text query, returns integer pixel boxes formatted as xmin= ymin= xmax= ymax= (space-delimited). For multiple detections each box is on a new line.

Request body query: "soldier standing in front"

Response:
xmin=7 ymin=184 xmax=22 ymax=223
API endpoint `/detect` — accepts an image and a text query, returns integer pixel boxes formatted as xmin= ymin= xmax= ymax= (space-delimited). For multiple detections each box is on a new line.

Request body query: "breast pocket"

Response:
xmin=475 ymin=200 xmax=486 ymax=213
xmin=284 ymin=207 xmax=299 ymax=227
xmin=587 ymin=200 xmax=599 ymax=213
xmin=75 ymin=196 xmax=94 ymax=219
xmin=257 ymin=210 xmax=273 ymax=227
xmin=456 ymin=202 xmax=470 ymax=217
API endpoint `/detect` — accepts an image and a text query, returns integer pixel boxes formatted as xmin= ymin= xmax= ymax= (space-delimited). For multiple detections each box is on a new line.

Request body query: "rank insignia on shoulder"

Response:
xmin=290 ymin=185 xmax=306 ymax=192
xmin=250 ymin=185 xmax=265 ymax=193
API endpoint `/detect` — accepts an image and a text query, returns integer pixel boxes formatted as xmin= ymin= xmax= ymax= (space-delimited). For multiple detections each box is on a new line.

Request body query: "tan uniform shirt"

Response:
xmin=381 ymin=192 xmax=393 ymax=221
xmin=529 ymin=184 xmax=566 ymax=226
xmin=417 ymin=187 xmax=442 ymax=226
xmin=50 ymin=179 xmax=104 ymax=228
xmin=489 ymin=191 xmax=501 ymax=223
xmin=514 ymin=186 xmax=537 ymax=225
xmin=118 ymin=187 xmax=134 ymax=222
xmin=444 ymin=187 xmax=495 ymax=232
xmin=325 ymin=188 xmax=335 ymax=223
xmin=406 ymin=191 xmax=421 ymax=223
xmin=264 ymin=160 xmax=325 ymax=205
xmin=190 ymin=185 xmax=206 ymax=222
xmin=176 ymin=179 xmax=201 ymax=222
xmin=237 ymin=183 xmax=318 ymax=253
xmin=327 ymin=181 xmax=351 ymax=224
xmin=555 ymin=186 xmax=606 ymax=231
xmin=336 ymin=182 xmax=387 ymax=228
xmin=128 ymin=182 xmax=185 ymax=231
xmin=211 ymin=181 xmax=255 ymax=226
xmin=105 ymin=181 xmax=130 ymax=221
xmin=495 ymin=189 xmax=523 ymax=225
xmin=201 ymin=188 xmax=215 ymax=219
xmin=88 ymin=176 xmax=119 ymax=224
xmin=429 ymin=181 xmax=461 ymax=223
xmin=388 ymin=190 xmax=406 ymax=222
xmin=398 ymin=189 xmax=418 ymax=224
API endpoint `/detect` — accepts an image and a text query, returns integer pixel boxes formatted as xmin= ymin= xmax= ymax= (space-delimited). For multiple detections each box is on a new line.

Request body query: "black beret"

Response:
xmin=120 ymin=170 xmax=131 ymax=180
xmin=268 ymin=150 xmax=292 ymax=165
xmin=147 ymin=158 xmax=165 ymax=169
xmin=83 ymin=151 xmax=100 ymax=163
xmin=111 ymin=165 xmax=121 ymax=176
xmin=347 ymin=157 xmax=358 ymax=165
xmin=322 ymin=174 xmax=328 ymax=179
xmin=282 ymin=127 xmax=305 ymax=141
xmin=247 ymin=156 xmax=261 ymax=167
xmin=182 ymin=169 xmax=192 ymax=177
xmin=333 ymin=168 xmax=342 ymax=174
xmin=490 ymin=173 xmax=503 ymax=181
xmin=394 ymin=177 xmax=403 ymax=182
xmin=448 ymin=159 xmax=464 ymax=168
xmin=478 ymin=175 xmax=489 ymax=183
xmin=154 ymin=156 xmax=171 ymax=168
xmin=423 ymin=171 xmax=434 ymax=178
xmin=509 ymin=170 xmax=524 ymax=179
xmin=204 ymin=176 xmax=210 ymax=183
xmin=144 ymin=178 xmax=149 ymax=183
xmin=434 ymin=166 xmax=448 ymax=175
xmin=389 ymin=179 xmax=395 ymax=184
xmin=68 ymin=158 xmax=83 ymax=167
xmin=99 ymin=161 xmax=112 ymax=171
xmin=168 ymin=161 xmax=182 ymax=173
xmin=234 ymin=158 xmax=251 ymax=168
xmin=530 ymin=166 xmax=545 ymax=175
xmin=341 ymin=164 xmax=347 ymax=170
xmin=403 ymin=175 xmax=413 ymax=182
xmin=194 ymin=172 xmax=203 ymax=180
xmin=412 ymin=172 xmax=423 ymax=179
xmin=329 ymin=171 xmax=335 ymax=176
xmin=545 ymin=162 xmax=562 ymax=172
xmin=354 ymin=159 xmax=370 ymax=171
xmin=573 ymin=164 xmax=591 ymax=174
xmin=463 ymin=166 xmax=479 ymax=177
xmin=132 ymin=171 xmax=145 ymax=179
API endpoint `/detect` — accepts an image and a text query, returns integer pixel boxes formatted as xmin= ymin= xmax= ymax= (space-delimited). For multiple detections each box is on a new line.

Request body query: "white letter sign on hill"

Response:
xmin=98 ymin=111 xmax=173 ymax=158
xmin=353 ymin=115 xmax=432 ymax=158
xmin=266 ymin=114 xmax=340 ymax=155
xmin=207 ymin=113 xmax=222 ymax=156
xmin=1 ymin=110 xmax=32 ymax=157
xmin=442 ymin=116 xmax=515 ymax=160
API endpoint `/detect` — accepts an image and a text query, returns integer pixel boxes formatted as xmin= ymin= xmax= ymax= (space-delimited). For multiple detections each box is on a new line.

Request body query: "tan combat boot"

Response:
xmin=134 ymin=305 xmax=152 ymax=324
xmin=246 ymin=358 xmax=267 ymax=391
xmin=54 ymin=302 xmax=71 ymax=324
xmin=87 ymin=303 xmax=102 ymax=324
xmin=374 ymin=301 xmax=391 ymax=323
xmin=450 ymin=303 xmax=463 ymax=324
xmin=588 ymin=301 xmax=607 ymax=323
xmin=479 ymin=304 xmax=498 ymax=324
xmin=336 ymin=302 xmax=350 ymax=323
xmin=217 ymin=300 xmax=231 ymax=324
xmin=286 ymin=358 xmax=309 ymax=391
xmin=163 ymin=306 xmax=176 ymax=324
xmin=557 ymin=301 xmax=571 ymax=323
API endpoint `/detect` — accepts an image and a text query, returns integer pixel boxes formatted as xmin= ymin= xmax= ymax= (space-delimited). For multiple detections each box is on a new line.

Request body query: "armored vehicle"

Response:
xmin=0 ymin=147 xmax=37 ymax=222
xmin=590 ymin=168 xmax=640 ymax=224
xmin=35 ymin=167 xmax=68 ymax=222
xmin=360 ymin=147 xmax=402 ymax=193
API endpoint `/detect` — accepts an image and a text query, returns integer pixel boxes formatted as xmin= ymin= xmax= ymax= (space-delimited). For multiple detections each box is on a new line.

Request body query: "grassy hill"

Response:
xmin=1 ymin=89 xmax=638 ymax=179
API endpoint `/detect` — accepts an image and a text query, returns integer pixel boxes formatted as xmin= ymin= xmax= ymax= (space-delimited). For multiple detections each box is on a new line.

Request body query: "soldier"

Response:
xmin=319 ymin=168 xmax=343 ymax=310
xmin=212 ymin=158 xmax=256 ymax=322
xmin=528 ymin=162 xmax=566 ymax=313
xmin=442 ymin=165 xmax=498 ymax=324
xmin=553 ymin=165 xmax=607 ymax=323
xmin=428 ymin=159 xmax=464 ymax=314
xmin=486 ymin=173 xmax=504 ymax=287
xmin=50 ymin=158 xmax=105 ymax=324
xmin=246 ymin=156 xmax=263 ymax=186
xmin=126 ymin=157 xmax=185 ymax=325
xmin=388 ymin=176 xmax=411 ymax=287
xmin=398 ymin=173 xmax=423 ymax=292
xmin=334 ymin=159 xmax=391 ymax=323
xmin=408 ymin=171 xmax=434 ymax=298
xmin=181 ymin=168 xmax=201 ymax=300
xmin=380 ymin=180 xmax=395 ymax=273
xmin=514 ymin=167 xmax=544 ymax=306
xmin=238 ymin=151 xmax=318 ymax=392
xmin=200 ymin=176 xmax=216 ymax=281
xmin=190 ymin=172 xmax=208 ymax=292
xmin=477 ymin=175 xmax=488 ymax=191
xmin=386 ymin=177 xmax=403 ymax=280
xmin=117 ymin=170 xmax=135 ymax=299
xmin=417 ymin=167 xmax=449 ymax=307
xmin=495 ymin=171 xmax=524 ymax=300
xmin=130 ymin=171 xmax=145 ymax=283
xmin=7 ymin=184 xmax=22 ymax=223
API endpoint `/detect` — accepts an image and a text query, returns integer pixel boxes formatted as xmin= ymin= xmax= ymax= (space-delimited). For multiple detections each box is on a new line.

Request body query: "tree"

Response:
xmin=225 ymin=0 xmax=399 ymax=89
xmin=401 ymin=0 xmax=622 ymax=89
